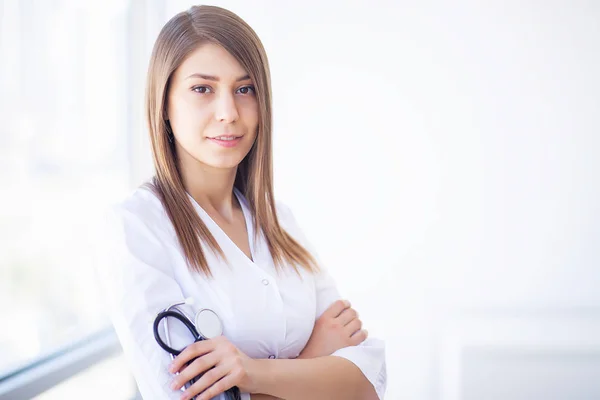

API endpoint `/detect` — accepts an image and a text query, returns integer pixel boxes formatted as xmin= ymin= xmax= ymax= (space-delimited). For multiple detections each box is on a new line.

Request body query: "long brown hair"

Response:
xmin=143 ymin=5 xmax=318 ymax=277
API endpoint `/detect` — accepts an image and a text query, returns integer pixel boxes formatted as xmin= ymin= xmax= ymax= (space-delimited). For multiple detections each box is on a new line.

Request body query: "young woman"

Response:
xmin=97 ymin=5 xmax=386 ymax=400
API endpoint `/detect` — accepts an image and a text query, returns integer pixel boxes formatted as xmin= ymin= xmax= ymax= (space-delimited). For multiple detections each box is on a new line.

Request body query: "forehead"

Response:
xmin=173 ymin=42 xmax=247 ymax=82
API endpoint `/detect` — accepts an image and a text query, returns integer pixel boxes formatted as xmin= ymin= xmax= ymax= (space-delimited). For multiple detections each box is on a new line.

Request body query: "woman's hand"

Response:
xmin=168 ymin=335 xmax=257 ymax=400
xmin=298 ymin=299 xmax=368 ymax=359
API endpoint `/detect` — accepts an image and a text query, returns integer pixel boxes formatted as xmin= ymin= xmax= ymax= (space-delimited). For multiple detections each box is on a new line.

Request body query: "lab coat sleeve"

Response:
xmin=314 ymin=265 xmax=387 ymax=400
xmin=277 ymin=202 xmax=387 ymax=399
xmin=93 ymin=203 xmax=199 ymax=400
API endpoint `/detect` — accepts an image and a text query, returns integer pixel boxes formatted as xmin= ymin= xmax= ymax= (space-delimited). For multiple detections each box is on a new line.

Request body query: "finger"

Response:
xmin=349 ymin=329 xmax=368 ymax=346
xmin=336 ymin=307 xmax=358 ymax=326
xmin=170 ymin=351 xmax=219 ymax=392
xmin=180 ymin=364 xmax=229 ymax=400
xmin=343 ymin=318 xmax=362 ymax=337
xmin=322 ymin=299 xmax=351 ymax=319
xmin=196 ymin=370 xmax=241 ymax=400
xmin=169 ymin=340 xmax=215 ymax=374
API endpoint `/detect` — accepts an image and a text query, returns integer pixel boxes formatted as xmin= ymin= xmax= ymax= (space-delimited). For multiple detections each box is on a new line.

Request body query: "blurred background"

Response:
xmin=1 ymin=0 xmax=599 ymax=399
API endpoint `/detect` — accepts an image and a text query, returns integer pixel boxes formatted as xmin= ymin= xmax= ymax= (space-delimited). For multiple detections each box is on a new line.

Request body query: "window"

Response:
xmin=0 ymin=0 xmax=133 ymax=378
xmin=34 ymin=353 xmax=138 ymax=400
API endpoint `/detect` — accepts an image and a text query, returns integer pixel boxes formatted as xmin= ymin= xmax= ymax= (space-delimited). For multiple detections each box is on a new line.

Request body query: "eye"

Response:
xmin=191 ymin=86 xmax=212 ymax=94
xmin=237 ymin=86 xmax=256 ymax=95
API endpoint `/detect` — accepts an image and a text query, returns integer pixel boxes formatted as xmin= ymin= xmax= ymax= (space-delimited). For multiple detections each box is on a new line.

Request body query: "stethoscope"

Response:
xmin=153 ymin=297 xmax=241 ymax=400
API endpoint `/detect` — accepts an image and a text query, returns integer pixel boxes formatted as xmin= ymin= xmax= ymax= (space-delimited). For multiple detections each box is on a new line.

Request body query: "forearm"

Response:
xmin=249 ymin=356 xmax=377 ymax=400
xmin=250 ymin=395 xmax=281 ymax=400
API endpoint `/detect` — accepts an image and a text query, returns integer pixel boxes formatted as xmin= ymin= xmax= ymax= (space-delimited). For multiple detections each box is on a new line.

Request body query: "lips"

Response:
xmin=208 ymin=134 xmax=242 ymax=140
xmin=207 ymin=135 xmax=243 ymax=148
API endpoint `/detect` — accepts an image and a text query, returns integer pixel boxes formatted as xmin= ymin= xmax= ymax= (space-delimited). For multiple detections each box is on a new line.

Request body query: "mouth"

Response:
xmin=207 ymin=134 xmax=243 ymax=148
xmin=208 ymin=134 xmax=243 ymax=141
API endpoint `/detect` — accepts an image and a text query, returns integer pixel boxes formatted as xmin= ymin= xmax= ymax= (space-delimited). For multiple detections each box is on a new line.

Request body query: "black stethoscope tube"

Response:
xmin=153 ymin=310 xmax=202 ymax=356
xmin=153 ymin=308 xmax=241 ymax=400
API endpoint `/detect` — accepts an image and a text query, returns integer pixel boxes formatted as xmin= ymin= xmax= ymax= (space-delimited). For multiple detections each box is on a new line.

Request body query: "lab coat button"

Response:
xmin=262 ymin=279 xmax=269 ymax=286
xmin=268 ymin=355 xmax=276 ymax=359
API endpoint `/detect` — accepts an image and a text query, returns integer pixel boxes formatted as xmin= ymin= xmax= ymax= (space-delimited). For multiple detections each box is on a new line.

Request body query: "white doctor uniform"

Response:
xmin=94 ymin=185 xmax=387 ymax=400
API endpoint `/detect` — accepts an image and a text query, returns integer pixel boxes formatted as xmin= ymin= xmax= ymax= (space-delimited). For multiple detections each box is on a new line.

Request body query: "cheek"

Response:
xmin=171 ymin=98 xmax=211 ymax=136
xmin=241 ymin=103 xmax=259 ymax=132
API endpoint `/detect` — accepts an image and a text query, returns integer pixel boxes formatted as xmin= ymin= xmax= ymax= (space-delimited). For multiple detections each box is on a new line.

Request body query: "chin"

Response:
xmin=190 ymin=140 xmax=254 ymax=170
xmin=203 ymin=154 xmax=247 ymax=170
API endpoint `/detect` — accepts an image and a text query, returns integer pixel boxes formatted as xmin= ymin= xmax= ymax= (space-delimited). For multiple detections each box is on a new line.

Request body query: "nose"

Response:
xmin=214 ymin=92 xmax=239 ymax=123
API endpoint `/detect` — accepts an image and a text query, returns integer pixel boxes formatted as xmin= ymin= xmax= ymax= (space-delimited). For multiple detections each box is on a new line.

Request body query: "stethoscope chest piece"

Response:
xmin=195 ymin=308 xmax=223 ymax=339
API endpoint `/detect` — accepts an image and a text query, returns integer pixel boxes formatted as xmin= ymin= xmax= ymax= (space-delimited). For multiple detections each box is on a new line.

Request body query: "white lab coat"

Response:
xmin=94 ymin=185 xmax=387 ymax=400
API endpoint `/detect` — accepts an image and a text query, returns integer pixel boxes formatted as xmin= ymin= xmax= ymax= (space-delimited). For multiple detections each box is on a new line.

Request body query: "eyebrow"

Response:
xmin=185 ymin=73 xmax=251 ymax=82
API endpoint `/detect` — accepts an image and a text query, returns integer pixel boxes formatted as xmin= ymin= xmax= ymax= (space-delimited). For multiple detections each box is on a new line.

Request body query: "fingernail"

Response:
xmin=170 ymin=381 xmax=178 ymax=390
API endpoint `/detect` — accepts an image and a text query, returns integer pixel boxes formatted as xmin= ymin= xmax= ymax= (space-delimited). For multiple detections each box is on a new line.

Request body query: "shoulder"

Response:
xmin=274 ymin=199 xmax=297 ymax=228
xmin=274 ymin=199 xmax=308 ymax=243
xmin=114 ymin=184 xmax=164 ymax=222
xmin=275 ymin=199 xmax=292 ymax=219
xmin=102 ymin=182 xmax=172 ymax=242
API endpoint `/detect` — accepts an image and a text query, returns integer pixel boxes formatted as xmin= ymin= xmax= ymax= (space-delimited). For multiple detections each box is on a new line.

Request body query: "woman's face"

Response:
xmin=166 ymin=42 xmax=258 ymax=171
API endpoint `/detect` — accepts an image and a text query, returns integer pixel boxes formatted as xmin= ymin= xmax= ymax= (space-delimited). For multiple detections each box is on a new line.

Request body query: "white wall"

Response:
xmin=137 ymin=2 xmax=600 ymax=399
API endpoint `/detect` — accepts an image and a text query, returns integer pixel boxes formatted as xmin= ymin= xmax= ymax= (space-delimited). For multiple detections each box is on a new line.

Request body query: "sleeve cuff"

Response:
xmin=331 ymin=338 xmax=387 ymax=399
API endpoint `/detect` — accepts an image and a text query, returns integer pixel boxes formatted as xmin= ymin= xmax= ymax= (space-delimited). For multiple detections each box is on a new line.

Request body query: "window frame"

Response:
xmin=0 ymin=0 xmax=166 ymax=397
xmin=0 ymin=328 xmax=121 ymax=400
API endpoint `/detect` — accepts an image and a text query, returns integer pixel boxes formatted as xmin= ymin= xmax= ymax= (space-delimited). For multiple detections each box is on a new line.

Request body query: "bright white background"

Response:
xmin=159 ymin=2 xmax=600 ymax=398
xmin=1 ymin=1 xmax=598 ymax=399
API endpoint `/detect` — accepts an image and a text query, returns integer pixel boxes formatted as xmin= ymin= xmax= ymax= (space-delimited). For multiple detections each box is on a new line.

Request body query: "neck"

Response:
xmin=177 ymin=150 xmax=239 ymax=221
